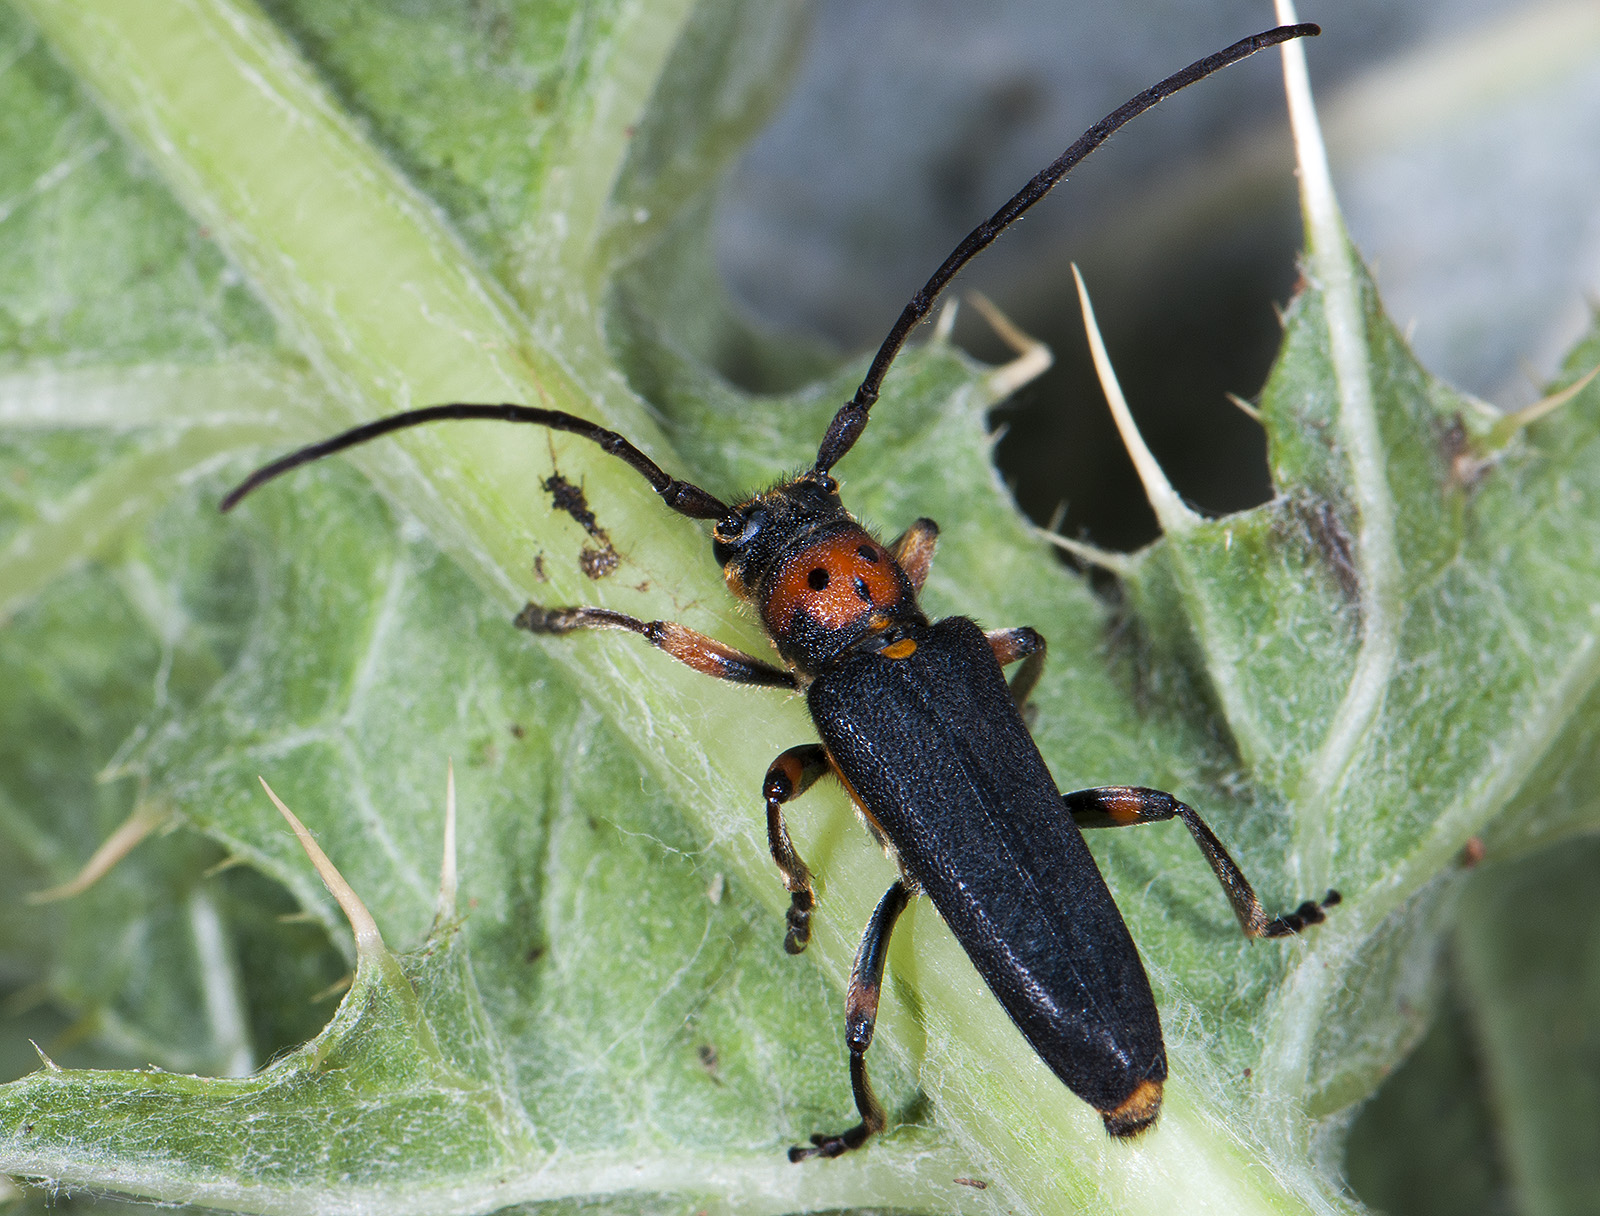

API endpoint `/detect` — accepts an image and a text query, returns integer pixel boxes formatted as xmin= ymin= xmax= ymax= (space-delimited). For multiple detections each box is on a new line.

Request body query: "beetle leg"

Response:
xmin=791 ymin=879 xmax=912 ymax=1162
xmin=764 ymin=745 xmax=830 ymax=953
xmin=987 ymin=626 xmax=1047 ymax=710
xmin=889 ymin=518 xmax=939 ymax=592
xmin=1063 ymin=786 xmax=1341 ymax=938
xmin=516 ymin=604 xmax=796 ymax=689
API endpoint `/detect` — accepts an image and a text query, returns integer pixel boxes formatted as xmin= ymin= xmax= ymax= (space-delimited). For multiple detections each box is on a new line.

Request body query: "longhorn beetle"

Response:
xmin=223 ymin=23 xmax=1338 ymax=1159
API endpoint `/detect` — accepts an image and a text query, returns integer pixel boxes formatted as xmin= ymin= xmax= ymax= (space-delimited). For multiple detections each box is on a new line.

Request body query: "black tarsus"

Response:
xmin=219 ymin=403 xmax=730 ymax=519
xmin=810 ymin=21 xmax=1320 ymax=477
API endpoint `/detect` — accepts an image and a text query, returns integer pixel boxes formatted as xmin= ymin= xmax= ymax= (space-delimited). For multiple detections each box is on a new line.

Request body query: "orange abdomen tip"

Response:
xmin=1100 ymin=1078 xmax=1163 ymax=1138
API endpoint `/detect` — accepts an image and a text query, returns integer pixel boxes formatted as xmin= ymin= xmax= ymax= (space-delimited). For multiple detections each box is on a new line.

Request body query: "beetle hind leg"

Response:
xmin=790 ymin=879 xmax=911 ymax=1162
xmin=1063 ymin=786 xmax=1340 ymax=938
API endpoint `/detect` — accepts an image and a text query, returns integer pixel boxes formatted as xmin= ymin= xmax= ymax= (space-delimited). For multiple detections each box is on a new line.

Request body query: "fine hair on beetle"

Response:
xmin=223 ymin=23 xmax=1337 ymax=1160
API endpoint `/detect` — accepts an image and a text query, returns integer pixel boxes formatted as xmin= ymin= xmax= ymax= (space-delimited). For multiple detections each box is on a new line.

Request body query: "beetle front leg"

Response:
xmin=987 ymin=626 xmax=1046 ymax=710
xmin=1063 ymin=786 xmax=1341 ymax=938
xmin=790 ymin=879 xmax=912 ymax=1162
xmin=764 ymin=745 xmax=831 ymax=954
xmin=889 ymin=518 xmax=939 ymax=592
xmin=516 ymin=604 xmax=796 ymax=688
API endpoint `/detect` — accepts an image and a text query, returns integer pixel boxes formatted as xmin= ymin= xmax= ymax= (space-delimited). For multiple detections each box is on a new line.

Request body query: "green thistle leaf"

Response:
xmin=2 ymin=3 xmax=1597 ymax=1215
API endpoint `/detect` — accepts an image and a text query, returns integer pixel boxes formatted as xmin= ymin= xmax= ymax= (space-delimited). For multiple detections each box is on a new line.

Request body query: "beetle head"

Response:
xmin=713 ymin=472 xmax=926 ymax=674
xmin=712 ymin=471 xmax=844 ymax=599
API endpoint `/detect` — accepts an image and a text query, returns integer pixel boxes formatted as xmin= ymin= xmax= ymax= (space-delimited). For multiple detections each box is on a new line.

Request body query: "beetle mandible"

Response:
xmin=222 ymin=22 xmax=1338 ymax=1160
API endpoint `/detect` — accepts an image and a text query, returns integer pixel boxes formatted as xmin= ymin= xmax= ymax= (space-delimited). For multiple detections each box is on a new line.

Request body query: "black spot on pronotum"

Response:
xmin=853 ymin=576 xmax=871 ymax=602
xmin=857 ymin=545 xmax=879 ymax=563
xmin=808 ymin=567 xmax=830 ymax=590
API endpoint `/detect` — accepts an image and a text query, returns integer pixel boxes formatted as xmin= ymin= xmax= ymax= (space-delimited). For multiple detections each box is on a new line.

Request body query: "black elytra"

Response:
xmin=221 ymin=24 xmax=1338 ymax=1160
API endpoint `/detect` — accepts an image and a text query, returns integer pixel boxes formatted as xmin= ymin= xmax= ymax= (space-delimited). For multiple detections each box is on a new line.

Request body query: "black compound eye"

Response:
xmin=713 ymin=507 xmax=768 ymax=564
xmin=732 ymin=512 xmax=764 ymax=546
xmin=808 ymin=567 xmax=830 ymax=591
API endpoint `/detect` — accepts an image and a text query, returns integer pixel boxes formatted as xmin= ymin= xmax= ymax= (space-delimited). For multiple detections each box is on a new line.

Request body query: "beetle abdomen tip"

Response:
xmin=1101 ymin=1078 xmax=1164 ymax=1138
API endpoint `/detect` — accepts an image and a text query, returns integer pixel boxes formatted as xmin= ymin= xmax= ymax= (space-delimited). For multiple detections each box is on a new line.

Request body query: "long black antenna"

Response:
xmin=219 ymin=403 xmax=730 ymax=519
xmin=811 ymin=22 xmax=1319 ymax=478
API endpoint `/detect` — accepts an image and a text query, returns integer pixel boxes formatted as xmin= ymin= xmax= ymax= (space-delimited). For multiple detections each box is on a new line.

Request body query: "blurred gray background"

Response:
xmin=713 ymin=0 xmax=1600 ymax=549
